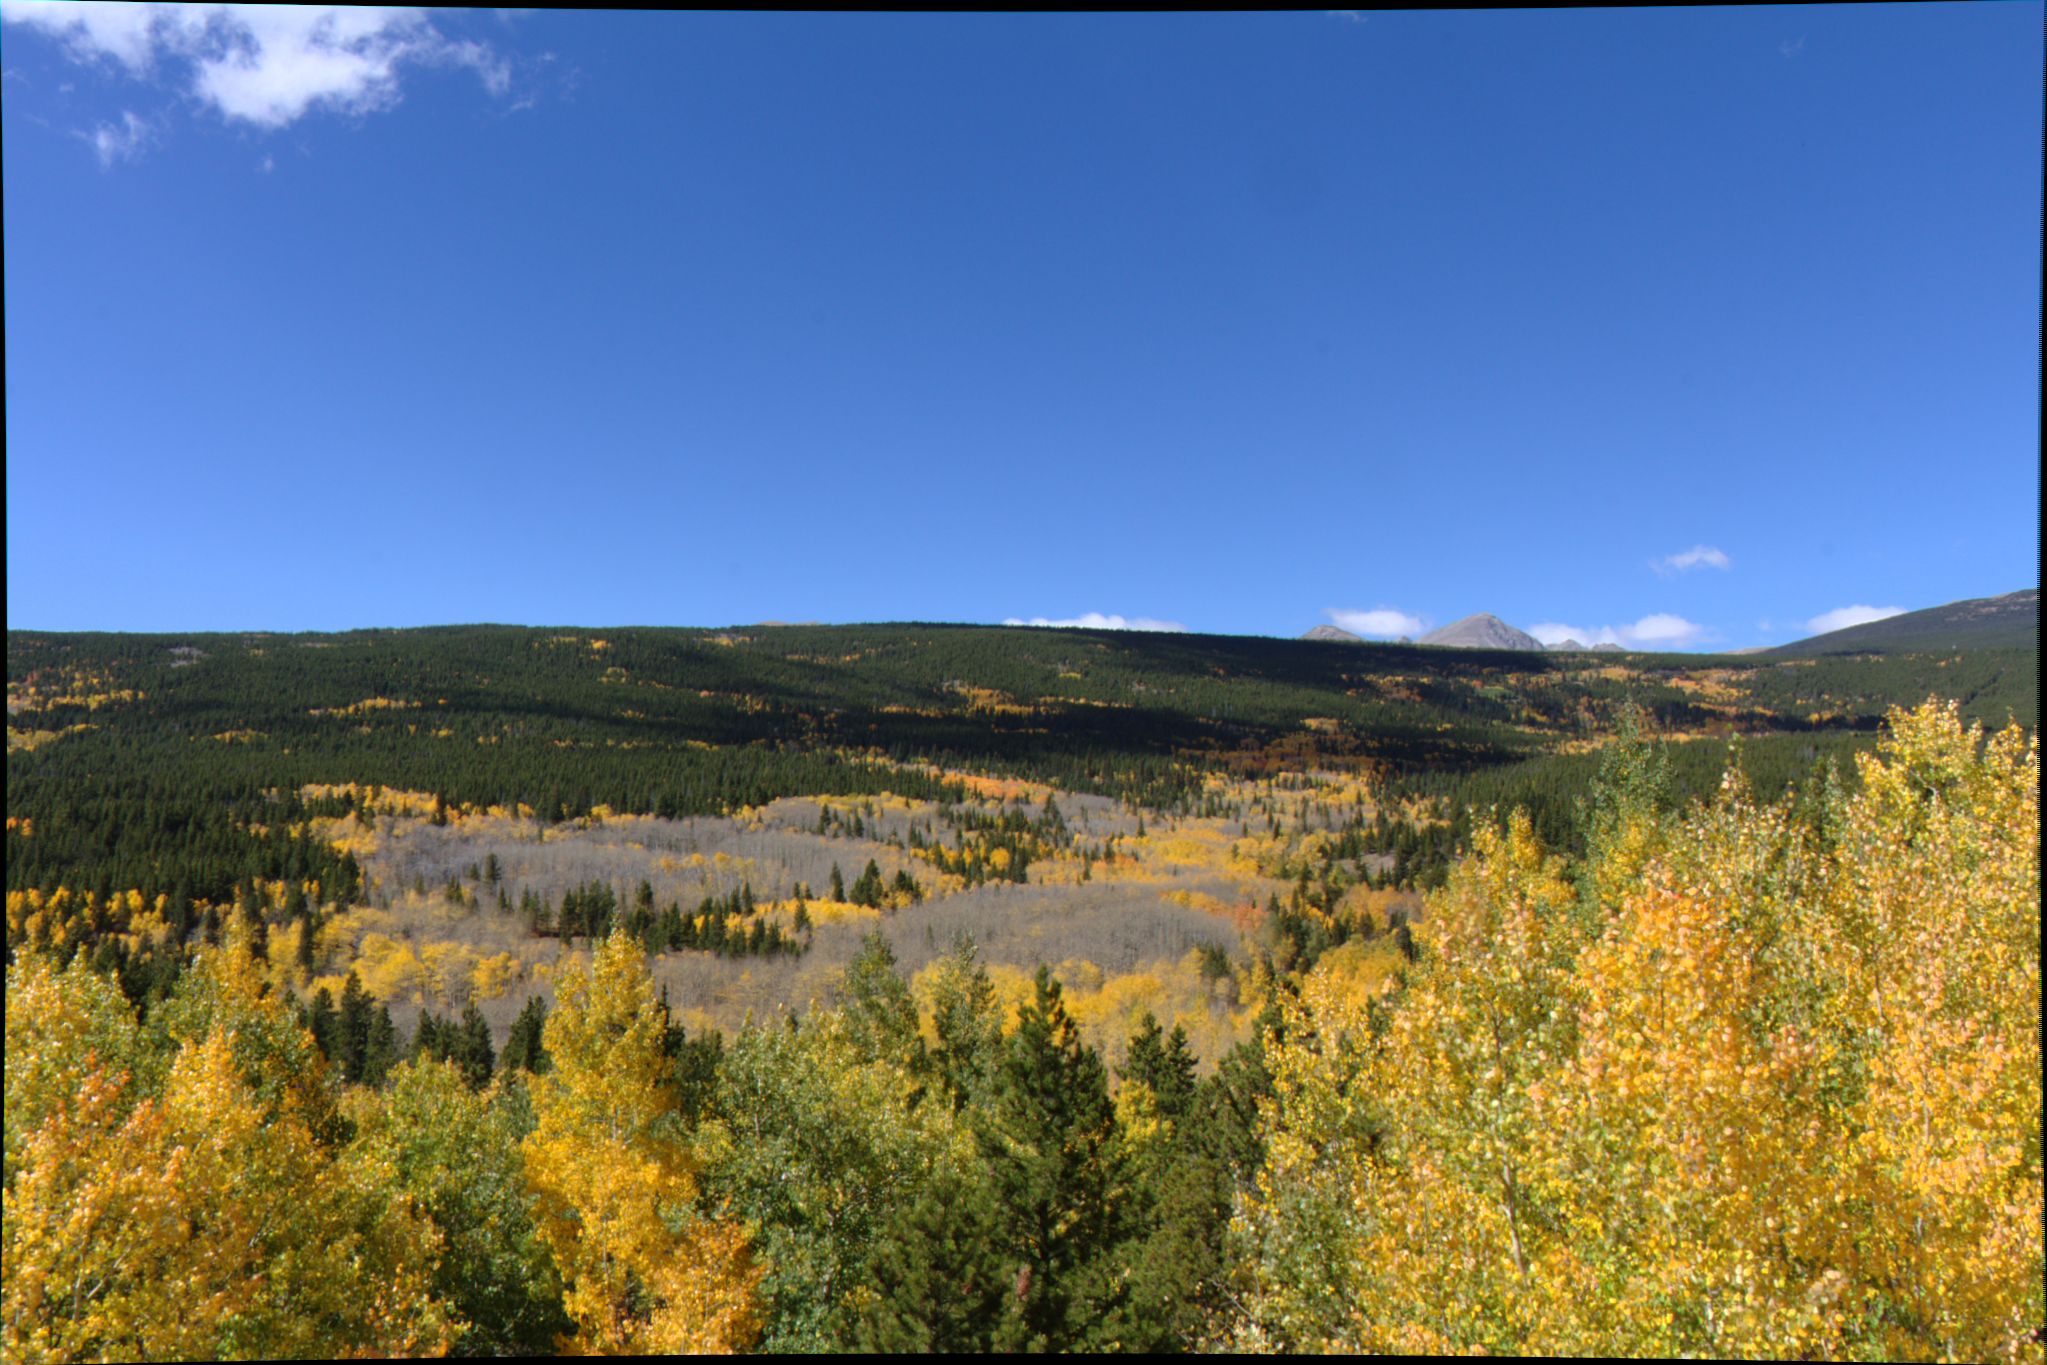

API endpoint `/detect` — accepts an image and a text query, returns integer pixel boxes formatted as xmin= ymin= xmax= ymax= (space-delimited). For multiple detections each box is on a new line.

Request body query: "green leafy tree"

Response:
xmin=701 ymin=1002 xmax=969 ymax=1350
xmin=344 ymin=1057 xmax=570 ymax=1357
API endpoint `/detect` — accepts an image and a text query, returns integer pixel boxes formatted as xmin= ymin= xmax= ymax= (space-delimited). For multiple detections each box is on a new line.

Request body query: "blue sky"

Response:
xmin=4 ymin=5 xmax=2039 ymax=647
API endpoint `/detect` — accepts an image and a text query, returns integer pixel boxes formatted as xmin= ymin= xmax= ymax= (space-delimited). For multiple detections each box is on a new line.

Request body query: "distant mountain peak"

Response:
xmin=1546 ymin=638 xmax=1588 ymax=652
xmin=1418 ymin=613 xmax=1544 ymax=651
xmin=1301 ymin=624 xmax=1362 ymax=642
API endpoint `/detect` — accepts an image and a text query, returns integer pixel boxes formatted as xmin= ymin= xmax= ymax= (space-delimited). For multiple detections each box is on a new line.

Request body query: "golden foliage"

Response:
xmin=524 ymin=931 xmax=762 ymax=1353
xmin=3 ymin=946 xmax=452 ymax=1362
xmin=1239 ymin=700 xmax=2042 ymax=1362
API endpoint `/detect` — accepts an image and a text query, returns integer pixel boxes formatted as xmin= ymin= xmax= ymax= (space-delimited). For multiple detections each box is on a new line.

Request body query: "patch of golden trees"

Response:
xmin=1235 ymin=700 xmax=2041 ymax=1361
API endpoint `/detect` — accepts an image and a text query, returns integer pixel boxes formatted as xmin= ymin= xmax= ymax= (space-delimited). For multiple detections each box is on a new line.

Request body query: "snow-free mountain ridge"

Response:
xmin=1418 ymin=614 xmax=1545 ymax=651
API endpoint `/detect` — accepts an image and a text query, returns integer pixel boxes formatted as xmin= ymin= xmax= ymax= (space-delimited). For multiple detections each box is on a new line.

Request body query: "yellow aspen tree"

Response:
xmin=1236 ymin=701 xmax=2041 ymax=1363
xmin=523 ymin=930 xmax=761 ymax=1352
xmin=3 ymin=1028 xmax=451 ymax=1361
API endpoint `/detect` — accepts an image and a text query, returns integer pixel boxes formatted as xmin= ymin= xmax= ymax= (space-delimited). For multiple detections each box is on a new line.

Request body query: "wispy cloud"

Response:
xmin=0 ymin=2 xmax=515 ymax=141
xmin=1528 ymin=613 xmax=1710 ymax=649
xmin=1327 ymin=10 xmax=1367 ymax=23
xmin=78 ymin=109 xmax=150 ymax=167
xmin=1002 ymin=612 xmax=1186 ymax=633
xmin=1651 ymin=544 xmax=1732 ymax=576
xmin=1326 ymin=607 xmax=1426 ymax=639
xmin=1780 ymin=36 xmax=1806 ymax=58
xmin=1805 ymin=604 xmax=1905 ymax=635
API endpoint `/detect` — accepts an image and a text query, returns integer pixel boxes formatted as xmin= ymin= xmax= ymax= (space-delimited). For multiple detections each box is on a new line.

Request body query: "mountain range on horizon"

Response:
xmin=1298 ymin=589 xmax=2038 ymax=656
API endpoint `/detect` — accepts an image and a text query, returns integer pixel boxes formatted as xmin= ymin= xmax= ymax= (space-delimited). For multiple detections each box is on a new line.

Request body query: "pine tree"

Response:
xmin=453 ymin=1003 xmax=495 ymax=1090
xmin=854 ymin=1171 xmax=1008 ymax=1352
xmin=337 ymin=971 xmax=372 ymax=1083
xmin=977 ymin=966 xmax=1132 ymax=1351
xmin=836 ymin=933 xmax=923 ymax=1073
xmin=925 ymin=936 xmax=1001 ymax=1111
xmin=412 ymin=1011 xmax=446 ymax=1063
xmin=305 ymin=986 xmax=340 ymax=1064
xmin=1122 ymin=1012 xmax=1197 ymax=1122
xmin=1114 ymin=1014 xmax=1230 ymax=1351
xmin=501 ymin=995 xmax=550 ymax=1075
xmin=362 ymin=1003 xmax=401 ymax=1086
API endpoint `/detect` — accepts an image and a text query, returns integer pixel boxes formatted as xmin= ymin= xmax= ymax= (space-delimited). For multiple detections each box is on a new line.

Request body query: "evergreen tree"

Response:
xmin=305 ymin=986 xmax=340 ymax=1065
xmin=977 ymin=966 xmax=1132 ymax=1351
xmin=1122 ymin=1012 xmax=1197 ymax=1122
xmin=925 ymin=936 xmax=1001 ymax=1111
xmin=294 ymin=907 xmax=318 ymax=975
xmin=362 ymin=1003 xmax=401 ymax=1086
xmin=836 ymin=933 xmax=924 ymax=1073
xmin=1113 ymin=1014 xmax=1231 ymax=1351
xmin=337 ymin=971 xmax=373 ymax=1083
xmin=501 ymin=995 xmax=550 ymax=1075
xmin=850 ymin=860 xmax=886 ymax=907
xmin=454 ymin=1002 xmax=495 ymax=1090
xmin=412 ymin=1011 xmax=446 ymax=1063
xmin=854 ymin=1171 xmax=1009 ymax=1353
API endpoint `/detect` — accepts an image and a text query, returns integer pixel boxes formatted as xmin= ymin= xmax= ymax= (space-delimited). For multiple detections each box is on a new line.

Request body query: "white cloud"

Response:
xmin=1651 ymin=544 xmax=1732 ymax=576
xmin=1528 ymin=614 xmax=1709 ymax=649
xmin=1002 ymin=613 xmax=1186 ymax=633
xmin=1326 ymin=607 xmax=1426 ymax=639
xmin=1 ymin=1 xmax=164 ymax=72
xmin=1805 ymin=604 xmax=1905 ymax=635
xmin=0 ymin=2 xmax=512 ymax=134
xmin=1780 ymin=36 xmax=1806 ymax=58
xmin=1629 ymin=613 xmax=1703 ymax=643
xmin=79 ymin=108 xmax=150 ymax=167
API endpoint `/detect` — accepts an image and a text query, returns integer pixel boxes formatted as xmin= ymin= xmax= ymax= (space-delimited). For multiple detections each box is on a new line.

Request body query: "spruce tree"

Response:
xmin=337 ymin=971 xmax=372 ymax=1083
xmin=362 ymin=1003 xmax=401 ymax=1086
xmin=455 ymin=1002 xmax=496 ymax=1089
xmin=1114 ymin=1014 xmax=1231 ymax=1351
xmin=977 ymin=966 xmax=1132 ymax=1351
xmin=1122 ymin=1011 xmax=1197 ymax=1122
xmin=925 ymin=936 xmax=1001 ymax=1111
xmin=502 ymin=995 xmax=550 ymax=1075
xmin=855 ymin=1171 xmax=1008 ymax=1352
xmin=836 ymin=933 xmax=923 ymax=1073
xmin=305 ymin=985 xmax=340 ymax=1064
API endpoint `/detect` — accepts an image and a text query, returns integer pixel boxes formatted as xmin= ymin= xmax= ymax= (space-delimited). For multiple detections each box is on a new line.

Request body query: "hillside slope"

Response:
xmin=1764 ymin=589 xmax=2037 ymax=657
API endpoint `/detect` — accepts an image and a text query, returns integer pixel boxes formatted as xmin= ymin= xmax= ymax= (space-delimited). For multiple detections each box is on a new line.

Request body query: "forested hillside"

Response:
xmin=4 ymin=625 xmax=2040 ymax=1358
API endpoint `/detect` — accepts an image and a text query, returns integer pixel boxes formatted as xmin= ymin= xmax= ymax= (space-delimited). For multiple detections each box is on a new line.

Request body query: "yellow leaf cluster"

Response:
xmin=1240 ymin=700 xmax=2042 ymax=1362
xmin=524 ymin=932 xmax=762 ymax=1353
